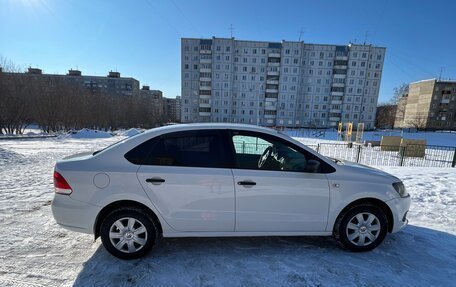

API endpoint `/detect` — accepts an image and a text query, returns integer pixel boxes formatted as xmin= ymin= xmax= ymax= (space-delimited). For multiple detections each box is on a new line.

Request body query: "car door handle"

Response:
xmin=237 ymin=180 xmax=256 ymax=187
xmin=146 ymin=177 xmax=165 ymax=185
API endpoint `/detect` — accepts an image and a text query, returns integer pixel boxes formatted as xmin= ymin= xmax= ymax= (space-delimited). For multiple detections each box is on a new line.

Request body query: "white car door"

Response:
xmin=230 ymin=131 xmax=331 ymax=232
xmin=136 ymin=130 xmax=235 ymax=232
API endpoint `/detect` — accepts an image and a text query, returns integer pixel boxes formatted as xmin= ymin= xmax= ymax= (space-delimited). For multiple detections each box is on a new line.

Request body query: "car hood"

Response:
xmin=334 ymin=159 xmax=400 ymax=182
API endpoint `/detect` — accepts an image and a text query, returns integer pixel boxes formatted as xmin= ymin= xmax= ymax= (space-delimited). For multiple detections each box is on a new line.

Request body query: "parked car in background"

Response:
xmin=52 ymin=123 xmax=410 ymax=259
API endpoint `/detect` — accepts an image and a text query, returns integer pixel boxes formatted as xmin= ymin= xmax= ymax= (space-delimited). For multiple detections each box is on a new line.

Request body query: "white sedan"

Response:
xmin=51 ymin=123 xmax=410 ymax=259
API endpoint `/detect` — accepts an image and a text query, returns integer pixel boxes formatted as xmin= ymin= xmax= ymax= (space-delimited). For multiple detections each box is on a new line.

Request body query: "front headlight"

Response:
xmin=392 ymin=182 xmax=408 ymax=197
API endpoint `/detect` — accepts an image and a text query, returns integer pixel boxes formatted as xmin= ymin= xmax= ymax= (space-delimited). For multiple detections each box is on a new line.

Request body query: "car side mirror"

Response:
xmin=306 ymin=159 xmax=321 ymax=173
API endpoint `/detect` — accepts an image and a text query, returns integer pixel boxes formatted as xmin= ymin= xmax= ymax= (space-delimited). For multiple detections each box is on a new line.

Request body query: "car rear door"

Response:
xmin=229 ymin=130 xmax=331 ymax=232
xmin=136 ymin=129 xmax=235 ymax=232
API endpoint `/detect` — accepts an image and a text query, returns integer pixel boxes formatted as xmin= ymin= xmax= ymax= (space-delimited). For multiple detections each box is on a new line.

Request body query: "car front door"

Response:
xmin=229 ymin=130 xmax=331 ymax=232
xmin=136 ymin=130 xmax=235 ymax=232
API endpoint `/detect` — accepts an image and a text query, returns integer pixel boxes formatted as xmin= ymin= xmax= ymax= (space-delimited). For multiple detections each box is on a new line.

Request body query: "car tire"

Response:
xmin=100 ymin=208 xmax=158 ymax=259
xmin=336 ymin=204 xmax=388 ymax=252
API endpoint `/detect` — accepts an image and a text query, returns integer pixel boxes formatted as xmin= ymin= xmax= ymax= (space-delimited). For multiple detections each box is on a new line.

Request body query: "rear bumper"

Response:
xmin=386 ymin=195 xmax=411 ymax=233
xmin=51 ymin=193 xmax=100 ymax=234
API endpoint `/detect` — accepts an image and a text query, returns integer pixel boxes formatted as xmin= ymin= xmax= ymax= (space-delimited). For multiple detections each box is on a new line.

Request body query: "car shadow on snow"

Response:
xmin=73 ymin=225 xmax=456 ymax=287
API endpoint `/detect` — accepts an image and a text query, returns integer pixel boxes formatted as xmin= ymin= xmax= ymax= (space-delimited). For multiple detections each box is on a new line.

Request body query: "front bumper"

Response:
xmin=385 ymin=194 xmax=411 ymax=233
xmin=51 ymin=193 xmax=100 ymax=234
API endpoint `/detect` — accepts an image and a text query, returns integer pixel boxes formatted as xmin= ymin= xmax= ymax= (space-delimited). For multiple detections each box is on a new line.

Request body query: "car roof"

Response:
xmin=143 ymin=123 xmax=281 ymax=135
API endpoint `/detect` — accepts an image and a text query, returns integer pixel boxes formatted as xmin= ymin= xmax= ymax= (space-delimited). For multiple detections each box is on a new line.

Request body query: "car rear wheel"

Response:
xmin=336 ymin=205 xmax=388 ymax=252
xmin=100 ymin=208 xmax=157 ymax=259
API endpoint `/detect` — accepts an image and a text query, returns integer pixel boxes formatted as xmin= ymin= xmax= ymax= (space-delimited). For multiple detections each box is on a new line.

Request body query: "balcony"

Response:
xmin=266 ymin=88 xmax=279 ymax=93
xmin=268 ymin=52 xmax=281 ymax=58
xmin=441 ymin=99 xmax=450 ymax=104
xmin=265 ymin=97 xmax=277 ymax=102
xmin=199 ymin=58 xmax=212 ymax=64
xmin=330 ymin=109 xmax=341 ymax=113
xmin=264 ymin=114 xmax=277 ymax=119
xmin=266 ymin=79 xmax=279 ymax=85
xmin=267 ymin=62 xmax=280 ymax=67
xmin=199 ymin=94 xmax=211 ymax=99
xmin=199 ymin=77 xmax=211 ymax=82
xmin=330 ymin=91 xmax=344 ymax=96
xmin=330 ymin=100 xmax=343 ymax=105
xmin=200 ymin=49 xmax=212 ymax=54
xmin=267 ymin=70 xmax=280 ymax=76
xmin=332 ymin=82 xmax=345 ymax=88
xmin=335 ymin=56 xmax=348 ymax=60
xmin=199 ymin=103 xmax=211 ymax=108
xmin=199 ymin=86 xmax=211 ymax=91
xmin=265 ymin=93 xmax=278 ymax=99
xmin=199 ymin=112 xmax=211 ymax=116
xmin=333 ymin=74 xmax=346 ymax=79
xmin=333 ymin=65 xmax=347 ymax=69
xmin=329 ymin=116 xmax=341 ymax=121
xmin=199 ymin=68 xmax=211 ymax=73
xmin=264 ymin=105 xmax=277 ymax=111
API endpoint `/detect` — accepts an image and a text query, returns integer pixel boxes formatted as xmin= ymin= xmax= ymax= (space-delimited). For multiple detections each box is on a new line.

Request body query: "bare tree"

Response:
xmin=375 ymin=104 xmax=397 ymax=129
xmin=390 ymin=83 xmax=409 ymax=128
xmin=1 ymin=57 xmax=166 ymax=133
xmin=391 ymin=83 xmax=409 ymax=104
xmin=407 ymin=115 xmax=427 ymax=130
xmin=0 ymin=57 xmax=31 ymax=134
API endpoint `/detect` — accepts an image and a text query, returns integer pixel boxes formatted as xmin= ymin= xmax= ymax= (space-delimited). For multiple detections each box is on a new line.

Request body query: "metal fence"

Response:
xmin=234 ymin=141 xmax=456 ymax=168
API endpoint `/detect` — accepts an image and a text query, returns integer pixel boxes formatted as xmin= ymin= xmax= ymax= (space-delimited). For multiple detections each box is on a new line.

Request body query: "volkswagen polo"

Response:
xmin=51 ymin=123 xmax=410 ymax=259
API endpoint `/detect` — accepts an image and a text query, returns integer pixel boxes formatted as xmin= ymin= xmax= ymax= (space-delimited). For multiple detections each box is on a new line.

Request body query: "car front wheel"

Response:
xmin=336 ymin=205 xmax=388 ymax=252
xmin=100 ymin=208 xmax=157 ymax=259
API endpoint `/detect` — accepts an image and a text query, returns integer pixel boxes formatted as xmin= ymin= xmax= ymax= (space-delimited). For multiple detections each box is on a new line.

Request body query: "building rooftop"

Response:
xmin=181 ymin=37 xmax=386 ymax=49
xmin=2 ymin=68 xmax=138 ymax=81
xmin=410 ymin=78 xmax=456 ymax=85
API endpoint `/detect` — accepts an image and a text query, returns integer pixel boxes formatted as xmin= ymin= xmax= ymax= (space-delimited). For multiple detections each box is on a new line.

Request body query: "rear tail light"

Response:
xmin=54 ymin=171 xmax=72 ymax=195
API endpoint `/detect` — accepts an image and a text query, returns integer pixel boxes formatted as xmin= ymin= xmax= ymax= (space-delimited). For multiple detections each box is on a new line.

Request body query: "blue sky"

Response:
xmin=1 ymin=0 xmax=456 ymax=102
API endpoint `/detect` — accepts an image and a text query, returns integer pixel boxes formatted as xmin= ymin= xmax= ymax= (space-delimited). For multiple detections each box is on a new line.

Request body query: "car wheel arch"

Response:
xmin=94 ymin=200 xmax=163 ymax=240
xmin=333 ymin=198 xmax=394 ymax=236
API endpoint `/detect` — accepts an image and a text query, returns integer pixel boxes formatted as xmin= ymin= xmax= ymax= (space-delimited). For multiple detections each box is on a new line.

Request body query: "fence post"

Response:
xmin=242 ymin=141 xmax=245 ymax=153
xmin=316 ymin=144 xmax=320 ymax=153
xmin=399 ymin=146 xmax=406 ymax=166
xmin=356 ymin=144 xmax=362 ymax=163
xmin=452 ymin=148 xmax=456 ymax=168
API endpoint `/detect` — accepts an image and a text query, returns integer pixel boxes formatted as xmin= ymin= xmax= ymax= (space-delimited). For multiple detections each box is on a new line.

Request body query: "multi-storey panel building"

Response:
xmin=181 ymin=37 xmax=386 ymax=129
xmin=3 ymin=68 xmax=140 ymax=96
xmin=163 ymin=96 xmax=181 ymax=123
xmin=398 ymin=79 xmax=456 ymax=130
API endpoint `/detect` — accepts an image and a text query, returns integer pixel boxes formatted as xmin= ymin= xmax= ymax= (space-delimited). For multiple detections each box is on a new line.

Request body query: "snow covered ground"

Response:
xmin=0 ymin=137 xmax=455 ymax=286
xmin=285 ymin=129 xmax=456 ymax=147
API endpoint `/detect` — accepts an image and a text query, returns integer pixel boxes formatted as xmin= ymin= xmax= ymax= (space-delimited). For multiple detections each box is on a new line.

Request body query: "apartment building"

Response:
xmin=163 ymin=96 xmax=182 ymax=123
xmin=139 ymin=86 xmax=164 ymax=120
xmin=181 ymin=37 xmax=386 ymax=129
xmin=4 ymin=68 xmax=140 ymax=96
xmin=397 ymin=79 xmax=456 ymax=130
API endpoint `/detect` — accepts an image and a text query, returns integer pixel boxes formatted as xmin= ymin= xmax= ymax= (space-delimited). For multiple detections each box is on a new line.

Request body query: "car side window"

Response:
xmin=232 ymin=134 xmax=309 ymax=172
xmin=144 ymin=130 xmax=228 ymax=168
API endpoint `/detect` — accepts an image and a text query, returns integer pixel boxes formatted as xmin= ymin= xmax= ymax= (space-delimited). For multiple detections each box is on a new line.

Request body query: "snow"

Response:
xmin=285 ymin=130 xmax=456 ymax=147
xmin=117 ymin=128 xmax=143 ymax=137
xmin=61 ymin=128 xmax=113 ymax=139
xmin=0 ymin=137 xmax=455 ymax=286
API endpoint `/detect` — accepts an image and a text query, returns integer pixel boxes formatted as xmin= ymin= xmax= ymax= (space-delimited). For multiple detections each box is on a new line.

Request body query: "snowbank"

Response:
xmin=117 ymin=128 xmax=142 ymax=137
xmin=64 ymin=129 xmax=113 ymax=139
